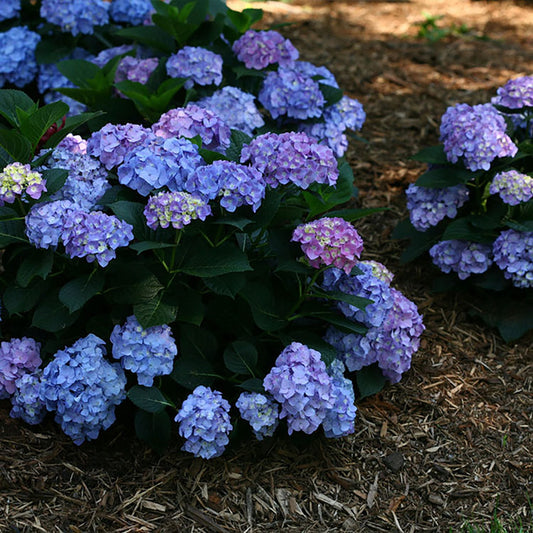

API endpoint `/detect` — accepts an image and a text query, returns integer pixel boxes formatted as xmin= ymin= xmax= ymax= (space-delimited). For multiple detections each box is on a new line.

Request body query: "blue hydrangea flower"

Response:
xmin=110 ymin=0 xmax=153 ymax=25
xmin=263 ymin=342 xmax=334 ymax=435
xmin=0 ymin=27 xmax=41 ymax=88
xmin=360 ymin=260 xmax=394 ymax=285
xmin=429 ymin=240 xmax=493 ymax=280
xmin=91 ymin=45 xmax=134 ymax=68
xmin=0 ymin=337 xmax=41 ymax=398
xmin=118 ymin=135 xmax=205 ymax=196
xmin=406 ymin=183 xmax=470 ymax=231
xmin=0 ymin=0 xmax=20 ymax=21
xmin=322 ymin=360 xmax=357 ymax=438
xmin=110 ymin=315 xmax=178 ymax=387
xmin=293 ymin=61 xmax=339 ymax=88
xmin=175 ymin=386 xmax=233 ymax=459
xmin=489 ymin=170 xmax=533 ymax=206
xmin=25 ymin=199 xmax=79 ymax=249
xmin=115 ymin=56 xmax=159 ymax=86
xmin=236 ymin=392 xmax=279 ymax=440
xmin=87 ymin=123 xmax=153 ymax=170
xmin=10 ymin=372 xmax=46 ymax=425
xmin=493 ymin=229 xmax=533 ymax=288
xmin=240 ymin=132 xmax=338 ymax=189
xmin=144 ymin=191 xmax=212 ymax=230
xmin=440 ymin=103 xmax=517 ymax=171
xmin=152 ymin=104 xmax=231 ymax=153
xmin=62 ymin=210 xmax=134 ymax=267
xmin=39 ymin=334 xmax=127 ymax=445
xmin=40 ymin=0 xmax=110 ymax=36
xmin=0 ymin=163 xmax=46 ymax=205
xmin=56 ymin=134 xmax=87 ymax=155
xmin=492 ymin=76 xmax=533 ymax=109
xmin=232 ymin=30 xmax=299 ymax=70
xmin=166 ymin=46 xmax=223 ymax=90
xmin=324 ymin=327 xmax=376 ymax=373
xmin=186 ymin=160 xmax=265 ymax=212
xmin=197 ymin=86 xmax=265 ymax=137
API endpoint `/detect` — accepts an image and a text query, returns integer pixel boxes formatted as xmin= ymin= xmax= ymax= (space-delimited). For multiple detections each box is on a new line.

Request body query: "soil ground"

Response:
xmin=1 ymin=1 xmax=532 ymax=532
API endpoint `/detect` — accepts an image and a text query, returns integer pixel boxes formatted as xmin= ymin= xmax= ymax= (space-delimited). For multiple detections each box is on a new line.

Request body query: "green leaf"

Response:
xmin=325 ymin=207 xmax=388 ymax=221
xmin=225 ymin=129 xmax=252 ymax=162
xmin=226 ymin=7 xmax=263 ymax=32
xmin=319 ymin=83 xmax=344 ymax=106
xmin=32 ymin=290 xmax=78 ymax=332
xmin=18 ymin=101 xmax=69 ymax=150
xmin=128 ymin=385 xmax=173 ymax=413
xmin=223 ymin=340 xmax=258 ymax=375
xmin=442 ymin=217 xmax=495 ymax=243
xmin=170 ymin=355 xmax=216 ymax=390
xmin=237 ymin=378 xmax=264 ymax=393
xmin=0 ymin=129 xmax=32 ymax=163
xmin=134 ymin=292 xmax=178 ymax=329
xmin=0 ymin=218 xmax=27 ymax=247
xmin=130 ymin=241 xmax=175 ymax=254
xmin=410 ymin=145 xmax=449 ymax=165
xmin=170 ymin=284 xmax=204 ymax=326
xmin=0 ymin=90 xmax=35 ymax=127
xmin=58 ymin=271 xmax=105 ymax=313
xmin=43 ymin=111 xmax=107 ymax=149
xmin=240 ymin=281 xmax=288 ymax=332
xmin=108 ymin=200 xmax=148 ymax=238
xmin=56 ymin=60 xmax=104 ymax=90
xmin=40 ymin=168 xmax=68 ymax=197
xmin=310 ymin=287 xmax=371 ymax=311
xmin=134 ymin=409 xmax=171 ymax=454
xmin=415 ymin=165 xmax=481 ymax=188
xmin=307 ymin=310 xmax=367 ymax=336
xmin=116 ymin=26 xmax=176 ymax=53
xmin=3 ymin=282 xmax=48 ymax=315
xmin=356 ymin=364 xmax=387 ymax=399
xmin=203 ymin=272 xmax=246 ymax=299
xmin=16 ymin=249 xmax=54 ymax=288
xmin=34 ymin=35 xmax=76 ymax=65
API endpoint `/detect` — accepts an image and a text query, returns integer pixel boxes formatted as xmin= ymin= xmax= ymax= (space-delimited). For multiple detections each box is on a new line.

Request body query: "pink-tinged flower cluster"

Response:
xmin=292 ymin=217 xmax=363 ymax=274
xmin=0 ymin=163 xmax=46 ymax=205
xmin=489 ymin=170 xmax=533 ymax=206
xmin=115 ymin=56 xmax=158 ymax=86
xmin=144 ymin=191 xmax=212 ymax=230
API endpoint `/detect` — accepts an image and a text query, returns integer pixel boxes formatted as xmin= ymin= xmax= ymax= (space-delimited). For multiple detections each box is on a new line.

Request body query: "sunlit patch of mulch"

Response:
xmin=1 ymin=1 xmax=532 ymax=531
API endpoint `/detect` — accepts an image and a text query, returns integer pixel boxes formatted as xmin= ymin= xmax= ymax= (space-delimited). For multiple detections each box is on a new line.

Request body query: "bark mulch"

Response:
xmin=1 ymin=1 xmax=532 ymax=531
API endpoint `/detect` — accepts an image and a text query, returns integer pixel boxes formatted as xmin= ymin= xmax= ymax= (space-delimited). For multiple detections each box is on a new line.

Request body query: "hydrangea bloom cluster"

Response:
xmin=232 ymin=30 xmax=299 ymax=70
xmin=236 ymin=392 xmax=279 ymax=440
xmin=110 ymin=0 xmax=153 ymax=25
xmin=62 ymin=210 xmax=134 ymax=267
xmin=263 ymin=342 xmax=335 ymax=435
xmin=491 ymin=76 xmax=533 ymax=109
xmin=493 ymin=229 xmax=533 ymax=288
xmin=197 ymin=86 xmax=265 ymax=137
xmin=0 ymin=27 xmax=41 ymax=88
xmin=115 ymin=56 xmax=159 ymax=86
xmin=57 ymin=134 xmax=87 ymax=155
xmin=258 ymin=66 xmax=325 ymax=120
xmin=489 ymin=170 xmax=533 ymax=206
xmin=240 ymin=132 xmax=338 ymax=189
xmin=293 ymin=61 xmax=339 ymax=88
xmin=406 ymin=183 xmax=470 ymax=231
xmin=0 ymin=338 xmax=41 ymax=398
xmin=152 ymin=105 xmax=231 ymax=153
xmin=166 ymin=46 xmax=223 ymax=89
xmin=117 ymin=135 xmax=205 ymax=196
xmin=39 ymin=335 xmax=127 ymax=445
xmin=110 ymin=315 xmax=178 ymax=387
xmin=0 ymin=0 xmax=20 ymax=21
xmin=87 ymin=123 xmax=152 ymax=170
xmin=292 ymin=217 xmax=364 ymax=274
xmin=429 ymin=240 xmax=493 ymax=280
xmin=10 ymin=372 xmax=46 ymax=425
xmin=40 ymin=0 xmax=110 ymax=36
xmin=361 ymin=259 xmax=394 ymax=285
xmin=144 ymin=191 xmax=212 ymax=230
xmin=440 ymin=103 xmax=517 ymax=171
xmin=91 ymin=45 xmax=134 ymax=68
xmin=300 ymin=96 xmax=366 ymax=157
xmin=25 ymin=199 xmax=79 ymax=249
xmin=0 ymin=163 xmax=46 ymax=205
xmin=322 ymin=360 xmax=357 ymax=438
xmin=186 ymin=161 xmax=265 ymax=212
xmin=175 ymin=386 xmax=233 ymax=459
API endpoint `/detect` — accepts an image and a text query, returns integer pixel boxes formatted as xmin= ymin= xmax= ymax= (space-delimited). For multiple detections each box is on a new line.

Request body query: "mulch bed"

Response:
xmin=1 ymin=1 xmax=532 ymax=531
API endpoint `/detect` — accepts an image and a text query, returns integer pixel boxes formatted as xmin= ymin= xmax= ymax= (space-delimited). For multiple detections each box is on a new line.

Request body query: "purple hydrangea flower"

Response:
xmin=87 ymin=123 xmax=153 ymax=170
xmin=489 ymin=170 xmax=533 ymax=206
xmin=493 ymin=229 xmax=533 ymax=288
xmin=91 ymin=45 xmax=134 ymax=68
xmin=429 ymin=240 xmax=493 ymax=279
xmin=57 ymin=134 xmax=87 ymax=155
xmin=175 ymin=386 xmax=233 ymax=459
xmin=40 ymin=0 xmax=109 ymax=36
xmin=240 ymin=132 xmax=338 ymax=190
xmin=406 ymin=183 xmax=470 ymax=231
xmin=166 ymin=46 xmax=223 ymax=90
xmin=25 ymin=199 xmax=79 ymax=249
xmin=324 ymin=327 xmax=376 ymax=373
xmin=0 ymin=163 xmax=46 ymax=205
xmin=39 ymin=334 xmax=127 ymax=445
xmin=232 ymin=30 xmax=299 ymax=70
xmin=0 ymin=338 xmax=41 ymax=398
xmin=144 ymin=190 xmax=212 ymax=230
xmin=360 ymin=260 xmax=394 ymax=285
xmin=0 ymin=0 xmax=20 ymax=21
xmin=10 ymin=372 xmax=46 ymax=425
xmin=115 ymin=56 xmax=159 ymax=86
xmin=62 ymin=210 xmax=134 ymax=267
xmin=186 ymin=160 xmax=265 ymax=212
xmin=440 ymin=103 xmax=517 ymax=171
xmin=492 ymin=76 xmax=533 ymax=109
xmin=197 ymin=86 xmax=265 ymax=137
xmin=0 ymin=27 xmax=40 ymax=88
xmin=110 ymin=315 xmax=178 ymax=387
xmin=117 ymin=135 xmax=205 ymax=196
xmin=236 ymin=392 xmax=279 ymax=440
xmin=293 ymin=61 xmax=339 ymax=89
xmin=292 ymin=217 xmax=364 ymax=274
xmin=263 ymin=342 xmax=335 ymax=435
xmin=110 ymin=0 xmax=153 ymax=25
xmin=152 ymin=105 xmax=231 ymax=153
xmin=322 ymin=360 xmax=357 ymax=438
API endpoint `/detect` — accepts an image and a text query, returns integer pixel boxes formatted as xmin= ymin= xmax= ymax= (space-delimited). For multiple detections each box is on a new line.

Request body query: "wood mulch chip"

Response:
xmin=1 ymin=1 xmax=532 ymax=531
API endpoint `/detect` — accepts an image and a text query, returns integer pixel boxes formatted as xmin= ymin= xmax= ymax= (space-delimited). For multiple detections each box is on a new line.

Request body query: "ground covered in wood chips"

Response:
xmin=1 ymin=1 xmax=532 ymax=531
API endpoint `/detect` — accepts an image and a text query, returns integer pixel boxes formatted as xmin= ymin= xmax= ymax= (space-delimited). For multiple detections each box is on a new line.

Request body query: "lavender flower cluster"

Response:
xmin=0 ymin=27 xmax=40 ymax=88
xmin=492 ymin=76 xmax=533 ymax=109
xmin=40 ymin=0 xmax=110 ymax=36
xmin=0 ymin=338 xmax=41 ymax=398
xmin=429 ymin=240 xmax=493 ymax=280
xmin=236 ymin=392 xmax=279 ymax=440
xmin=0 ymin=163 xmax=46 ymax=205
xmin=166 ymin=46 xmax=223 ymax=89
xmin=493 ymin=229 xmax=533 ymax=288
xmin=110 ymin=0 xmax=153 ymax=26
xmin=115 ymin=56 xmax=159 ymax=86
xmin=489 ymin=170 xmax=533 ymax=206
